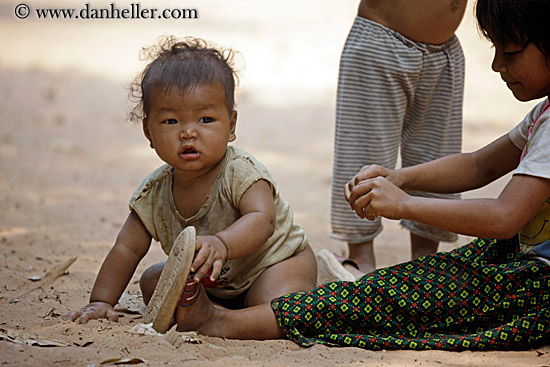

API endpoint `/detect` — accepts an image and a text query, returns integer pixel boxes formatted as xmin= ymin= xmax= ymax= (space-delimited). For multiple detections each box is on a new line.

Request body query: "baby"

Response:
xmin=63 ymin=37 xmax=317 ymax=331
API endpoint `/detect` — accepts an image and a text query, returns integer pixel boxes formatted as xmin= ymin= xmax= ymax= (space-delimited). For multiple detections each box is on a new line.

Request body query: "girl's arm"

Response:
xmin=348 ymin=132 xmax=550 ymax=238
xmin=63 ymin=210 xmax=152 ymax=323
xmin=191 ymin=179 xmax=276 ymax=282
xmin=350 ymin=134 xmax=521 ymax=194
xmin=352 ymin=173 xmax=550 ymax=238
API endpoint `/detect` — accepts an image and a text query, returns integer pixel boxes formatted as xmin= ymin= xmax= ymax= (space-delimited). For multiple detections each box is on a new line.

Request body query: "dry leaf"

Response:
xmin=163 ymin=325 xmax=202 ymax=347
xmin=114 ymin=293 xmax=146 ymax=315
xmin=74 ymin=340 xmax=94 ymax=347
xmin=11 ymin=256 xmax=78 ymax=302
xmin=43 ymin=307 xmax=61 ymax=318
xmin=0 ymin=329 xmax=70 ymax=347
xmin=126 ymin=324 xmax=202 ymax=348
xmin=41 ymin=256 xmax=77 ymax=288
xmin=100 ymin=357 xmax=146 ymax=365
xmin=126 ymin=323 xmax=162 ymax=336
xmin=24 ymin=338 xmax=71 ymax=347
xmin=162 ymin=325 xmax=182 ymax=347
xmin=181 ymin=332 xmax=202 ymax=344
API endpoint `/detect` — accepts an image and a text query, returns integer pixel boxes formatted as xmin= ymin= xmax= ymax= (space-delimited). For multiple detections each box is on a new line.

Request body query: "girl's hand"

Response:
xmin=348 ymin=176 xmax=411 ymax=221
xmin=345 ymin=164 xmax=396 ymax=203
xmin=62 ymin=302 xmax=118 ymax=324
xmin=191 ymin=235 xmax=228 ymax=282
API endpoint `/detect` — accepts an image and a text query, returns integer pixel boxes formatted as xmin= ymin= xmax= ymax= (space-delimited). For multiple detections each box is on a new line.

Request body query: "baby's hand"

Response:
xmin=191 ymin=235 xmax=228 ymax=283
xmin=62 ymin=301 xmax=118 ymax=324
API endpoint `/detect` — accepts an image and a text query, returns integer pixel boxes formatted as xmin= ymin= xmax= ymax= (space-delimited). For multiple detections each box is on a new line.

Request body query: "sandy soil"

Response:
xmin=1 ymin=1 xmax=550 ymax=366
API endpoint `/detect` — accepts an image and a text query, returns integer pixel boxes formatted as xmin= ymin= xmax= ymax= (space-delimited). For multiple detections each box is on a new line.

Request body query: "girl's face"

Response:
xmin=491 ymin=42 xmax=550 ymax=102
xmin=143 ymin=83 xmax=236 ymax=179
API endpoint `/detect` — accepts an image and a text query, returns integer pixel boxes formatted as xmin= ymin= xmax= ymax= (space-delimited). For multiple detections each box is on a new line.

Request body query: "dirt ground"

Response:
xmin=2 ymin=1 xmax=550 ymax=366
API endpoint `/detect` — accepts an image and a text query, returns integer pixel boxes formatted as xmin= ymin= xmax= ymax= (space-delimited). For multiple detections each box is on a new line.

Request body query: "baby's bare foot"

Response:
xmin=175 ymin=283 xmax=220 ymax=335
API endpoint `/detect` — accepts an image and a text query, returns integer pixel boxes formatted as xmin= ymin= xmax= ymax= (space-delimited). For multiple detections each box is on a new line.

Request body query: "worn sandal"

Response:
xmin=143 ymin=226 xmax=196 ymax=333
xmin=316 ymin=249 xmax=356 ymax=285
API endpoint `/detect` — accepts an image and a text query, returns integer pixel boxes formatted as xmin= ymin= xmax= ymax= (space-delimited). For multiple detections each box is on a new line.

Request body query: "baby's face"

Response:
xmin=143 ymin=83 xmax=237 ymax=178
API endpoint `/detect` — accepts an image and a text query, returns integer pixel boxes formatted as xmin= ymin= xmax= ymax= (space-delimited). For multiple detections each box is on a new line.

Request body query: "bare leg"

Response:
xmin=175 ymin=286 xmax=284 ymax=339
xmin=140 ymin=263 xmax=283 ymax=339
xmin=245 ymin=245 xmax=317 ymax=306
xmin=175 ymin=245 xmax=317 ymax=339
xmin=348 ymin=240 xmax=376 ymax=273
xmin=140 ymin=262 xmax=165 ymax=305
xmin=410 ymin=232 xmax=439 ymax=260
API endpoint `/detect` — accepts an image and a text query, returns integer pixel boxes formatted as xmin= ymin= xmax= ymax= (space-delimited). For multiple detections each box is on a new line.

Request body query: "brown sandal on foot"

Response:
xmin=315 ymin=249 xmax=356 ymax=285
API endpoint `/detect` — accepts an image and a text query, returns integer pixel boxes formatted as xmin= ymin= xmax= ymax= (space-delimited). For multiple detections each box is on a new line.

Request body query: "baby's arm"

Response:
xmin=191 ymin=179 xmax=276 ymax=282
xmin=63 ymin=211 xmax=152 ymax=324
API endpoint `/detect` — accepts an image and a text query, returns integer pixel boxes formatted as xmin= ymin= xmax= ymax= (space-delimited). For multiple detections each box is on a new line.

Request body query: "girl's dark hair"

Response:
xmin=129 ymin=36 xmax=239 ymax=122
xmin=476 ymin=0 xmax=550 ymax=58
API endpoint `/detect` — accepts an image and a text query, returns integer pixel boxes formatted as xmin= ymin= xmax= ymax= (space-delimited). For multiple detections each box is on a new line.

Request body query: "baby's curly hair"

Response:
xmin=129 ymin=36 xmax=239 ymax=122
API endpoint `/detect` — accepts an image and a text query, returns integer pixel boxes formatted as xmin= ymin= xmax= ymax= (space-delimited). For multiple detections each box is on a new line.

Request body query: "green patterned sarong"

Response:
xmin=271 ymin=236 xmax=550 ymax=350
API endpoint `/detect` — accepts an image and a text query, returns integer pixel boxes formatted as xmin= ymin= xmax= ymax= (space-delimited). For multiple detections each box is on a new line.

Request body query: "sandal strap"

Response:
xmin=332 ymin=252 xmax=360 ymax=270
xmin=177 ymin=278 xmax=200 ymax=308
xmin=200 ymin=267 xmax=221 ymax=288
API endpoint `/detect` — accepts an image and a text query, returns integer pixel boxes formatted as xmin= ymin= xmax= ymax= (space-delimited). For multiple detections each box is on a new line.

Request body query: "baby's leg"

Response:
xmin=245 ymin=245 xmax=317 ymax=306
xmin=140 ymin=262 xmax=165 ymax=305
xmin=174 ymin=246 xmax=317 ymax=339
xmin=141 ymin=263 xmax=285 ymax=339
xmin=175 ymin=285 xmax=284 ymax=339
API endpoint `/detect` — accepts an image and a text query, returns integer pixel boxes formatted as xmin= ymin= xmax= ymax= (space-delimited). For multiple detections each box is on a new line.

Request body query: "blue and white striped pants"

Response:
xmin=331 ymin=16 xmax=464 ymax=243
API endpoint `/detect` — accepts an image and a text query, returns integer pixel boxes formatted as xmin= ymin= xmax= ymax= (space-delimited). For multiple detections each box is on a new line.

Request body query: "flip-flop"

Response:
xmin=143 ymin=226 xmax=196 ymax=333
xmin=176 ymin=266 xmax=220 ymax=308
xmin=315 ymin=249 xmax=356 ymax=285
xmin=199 ymin=266 xmax=221 ymax=288
xmin=177 ymin=277 xmax=200 ymax=308
xmin=331 ymin=252 xmax=360 ymax=270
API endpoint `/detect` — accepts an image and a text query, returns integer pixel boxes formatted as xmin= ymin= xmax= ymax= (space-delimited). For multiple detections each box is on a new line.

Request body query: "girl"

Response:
xmin=63 ymin=37 xmax=317 ymax=332
xmin=153 ymin=0 xmax=550 ymax=350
